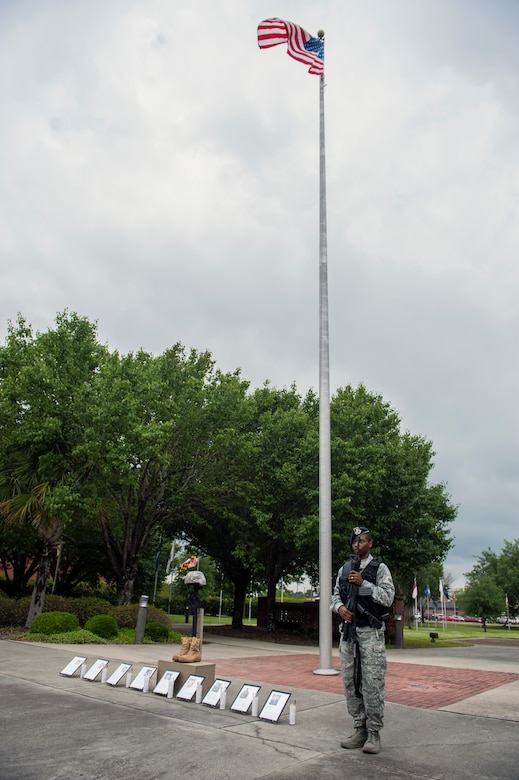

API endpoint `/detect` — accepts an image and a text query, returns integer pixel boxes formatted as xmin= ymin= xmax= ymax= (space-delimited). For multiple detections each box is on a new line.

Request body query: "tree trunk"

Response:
xmin=118 ymin=565 xmax=139 ymax=605
xmin=25 ymin=524 xmax=62 ymax=628
xmin=25 ymin=546 xmax=52 ymax=628
xmin=231 ymin=573 xmax=249 ymax=629
xmin=265 ymin=576 xmax=279 ymax=632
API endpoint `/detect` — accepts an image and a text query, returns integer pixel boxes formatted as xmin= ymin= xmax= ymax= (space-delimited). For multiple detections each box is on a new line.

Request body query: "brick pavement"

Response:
xmin=214 ymin=653 xmax=519 ymax=710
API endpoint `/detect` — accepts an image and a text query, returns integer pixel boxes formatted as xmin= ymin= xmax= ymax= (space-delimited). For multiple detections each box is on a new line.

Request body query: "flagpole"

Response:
xmin=314 ymin=61 xmax=337 ymax=676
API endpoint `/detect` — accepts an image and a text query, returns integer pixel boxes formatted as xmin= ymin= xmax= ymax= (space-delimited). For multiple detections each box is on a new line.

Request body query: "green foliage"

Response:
xmin=29 ymin=611 xmax=79 ymax=635
xmin=0 ymin=313 xmax=111 ymax=625
xmin=0 ymin=523 xmax=40 ymax=597
xmin=468 ymin=540 xmax=519 ymax=618
xmin=111 ymin=604 xmax=171 ymax=630
xmin=24 ymin=628 xmax=107 ymax=644
xmin=0 ymin=595 xmax=31 ymax=627
xmin=330 ymin=385 xmax=455 ymax=584
xmin=43 ymin=596 xmax=113 ymax=625
xmin=84 ymin=614 xmax=119 ymax=639
xmin=0 ymin=312 xmax=457 ymax=629
xmin=459 ymin=539 xmax=519 ymax=622
xmin=144 ymin=621 xmax=170 ymax=642
xmin=457 ymin=575 xmax=504 ymax=623
xmin=202 ymin=595 xmax=234 ymax=617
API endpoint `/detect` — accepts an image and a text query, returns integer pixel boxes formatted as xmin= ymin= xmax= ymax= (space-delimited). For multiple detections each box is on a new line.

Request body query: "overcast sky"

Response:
xmin=1 ymin=0 xmax=518 ymax=590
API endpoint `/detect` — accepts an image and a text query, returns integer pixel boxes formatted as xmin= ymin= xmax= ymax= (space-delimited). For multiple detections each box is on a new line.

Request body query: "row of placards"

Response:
xmin=60 ymin=656 xmax=293 ymax=722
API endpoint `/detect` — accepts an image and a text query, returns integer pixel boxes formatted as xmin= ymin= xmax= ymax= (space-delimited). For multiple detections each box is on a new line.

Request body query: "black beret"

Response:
xmin=349 ymin=526 xmax=370 ymax=546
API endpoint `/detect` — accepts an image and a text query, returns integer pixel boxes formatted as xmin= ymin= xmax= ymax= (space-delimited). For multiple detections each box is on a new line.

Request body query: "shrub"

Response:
xmin=111 ymin=604 xmax=171 ymax=630
xmin=0 ymin=596 xmax=31 ymax=627
xmin=84 ymin=614 xmax=119 ymax=639
xmin=144 ymin=621 xmax=170 ymax=642
xmin=24 ymin=629 xmax=107 ymax=644
xmin=29 ymin=611 xmax=79 ymax=635
xmin=44 ymin=596 xmax=113 ymax=625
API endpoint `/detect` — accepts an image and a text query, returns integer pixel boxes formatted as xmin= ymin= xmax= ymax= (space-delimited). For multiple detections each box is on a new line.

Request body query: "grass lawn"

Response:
xmin=397 ymin=621 xmax=519 ymax=649
xmin=167 ymin=614 xmax=244 ymax=626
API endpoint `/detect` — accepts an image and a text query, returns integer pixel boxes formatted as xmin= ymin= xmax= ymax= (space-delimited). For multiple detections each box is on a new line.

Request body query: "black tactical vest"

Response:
xmin=339 ymin=558 xmax=387 ymax=628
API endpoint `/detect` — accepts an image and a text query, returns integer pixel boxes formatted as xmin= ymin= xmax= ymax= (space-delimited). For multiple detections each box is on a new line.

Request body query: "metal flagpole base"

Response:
xmin=313 ymin=667 xmax=339 ymax=676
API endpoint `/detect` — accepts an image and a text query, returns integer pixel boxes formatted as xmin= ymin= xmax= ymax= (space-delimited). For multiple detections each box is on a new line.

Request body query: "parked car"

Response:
xmin=464 ymin=616 xmax=482 ymax=623
xmin=447 ymin=614 xmax=465 ymax=622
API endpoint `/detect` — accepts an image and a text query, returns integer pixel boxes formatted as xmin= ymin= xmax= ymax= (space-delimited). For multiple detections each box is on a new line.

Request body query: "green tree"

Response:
xmin=180 ymin=371 xmax=259 ymax=627
xmin=0 ymin=312 xmax=108 ymax=625
xmin=241 ymin=385 xmax=318 ymax=629
xmin=330 ymin=385 xmax=455 ymax=592
xmin=82 ymin=344 xmax=219 ymax=604
xmin=461 ymin=540 xmax=519 ymax=622
xmin=0 ymin=518 xmax=40 ymax=597
xmin=181 ymin=381 xmax=321 ymax=629
xmin=457 ymin=575 xmax=504 ymax=630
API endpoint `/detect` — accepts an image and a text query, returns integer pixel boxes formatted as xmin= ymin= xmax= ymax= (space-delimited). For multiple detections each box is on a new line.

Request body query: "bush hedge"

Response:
xmin=144 ymin=621 xmax=170 ymax=642
xmin=44 ymin=596 xmax=114 ymax=626
xmin=84 ymin=614 xmax=119 ymax=639
xmin=0 ymin=594 xmax=173 ymax=632
xmin=29 ymin=611 xmax=79 ymax=635
xmin=0 ymin=595 xmax=31 ymax=627
xmin=111 ymin=604 xmax=170 ymax=630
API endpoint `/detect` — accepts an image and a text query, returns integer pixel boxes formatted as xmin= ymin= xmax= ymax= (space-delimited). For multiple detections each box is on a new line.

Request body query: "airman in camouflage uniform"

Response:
xmin=331 ymin=526 xmax=395 ymax=754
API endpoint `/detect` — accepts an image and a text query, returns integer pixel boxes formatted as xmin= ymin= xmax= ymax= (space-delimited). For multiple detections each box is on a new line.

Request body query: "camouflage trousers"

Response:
xmin=339 ymin=626 xmax=387 ymax=732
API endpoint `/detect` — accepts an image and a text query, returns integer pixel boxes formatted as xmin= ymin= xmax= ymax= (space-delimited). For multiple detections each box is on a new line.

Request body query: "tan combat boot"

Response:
xmin=178 ymin=637 xmax=202 ymax=663
xmin=172 ymin=636 xmax=191 ymax=661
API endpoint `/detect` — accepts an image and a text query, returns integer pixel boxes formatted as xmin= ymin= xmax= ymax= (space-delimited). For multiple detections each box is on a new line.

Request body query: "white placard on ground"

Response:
xmin=176 ymin=675 xmax=205 ymax=701
xmin=153 ymin=670 xmax=180 ymax=696
xmin=60 ymin=656 xmax=87 ymax=677
xmin=129 ymin=666 xmax=157 ymax=690
xmin=202 ymin=679 xmax=231 ymax=707
xmin=259 ymin=690 xmax=291 ymax=722
xmin=83 ymin=659 xmax=109 ymax=681
xmin=230 ymin=684 xmax=261 ymax=714
xmin=106 ymin=663 xmax=132 ymax=686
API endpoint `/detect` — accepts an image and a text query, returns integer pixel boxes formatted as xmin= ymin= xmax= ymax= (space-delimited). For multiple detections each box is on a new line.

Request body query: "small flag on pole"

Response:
xmin=424 ymin=584 xmax=431 ymax=599
xmin=412 ymin=578 xmax=418 ymax=600
xmin=257 ymin=18 xmax=324 ymax=75
xmin=443 ymin=583 xmax=450 ymax=600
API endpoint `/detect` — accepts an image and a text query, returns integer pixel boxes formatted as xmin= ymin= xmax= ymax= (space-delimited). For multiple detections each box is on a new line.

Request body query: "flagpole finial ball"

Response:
xmin=317 ymin=29 xmax=325 ymax=39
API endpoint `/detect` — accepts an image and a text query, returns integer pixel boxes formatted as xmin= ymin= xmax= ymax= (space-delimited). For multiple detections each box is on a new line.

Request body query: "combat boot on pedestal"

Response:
xmin=178 ymin=637 xmax=201 ymax=663
xmin=362 ymin=731 xmax=381 ymax=754
xmin=340 ymin=726 xmax=368 ymax=750
xmin=172 ymin=637 xmax=191 ymax=661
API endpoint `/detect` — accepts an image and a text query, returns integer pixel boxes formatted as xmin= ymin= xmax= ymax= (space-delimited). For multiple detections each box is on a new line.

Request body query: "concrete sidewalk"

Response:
xmin=1 ymin=635 xmax=518 ymax=779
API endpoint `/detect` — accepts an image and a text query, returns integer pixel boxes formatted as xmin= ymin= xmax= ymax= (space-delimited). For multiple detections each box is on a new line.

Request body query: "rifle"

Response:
xmin=343 ymin=549 xmax=362 ymax=698
xmin=356 ymin=603 xmax=387 ymax=630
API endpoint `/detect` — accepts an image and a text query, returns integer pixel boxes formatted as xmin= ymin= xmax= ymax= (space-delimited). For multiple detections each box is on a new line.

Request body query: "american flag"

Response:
xmin=179 ymin=555 xmax=199 ymax=573
xmin=257 ymin=18 xmax=324 ymax=76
